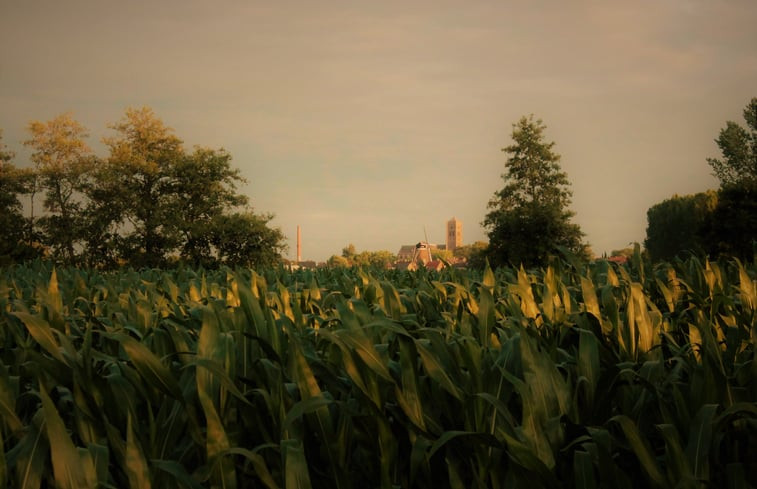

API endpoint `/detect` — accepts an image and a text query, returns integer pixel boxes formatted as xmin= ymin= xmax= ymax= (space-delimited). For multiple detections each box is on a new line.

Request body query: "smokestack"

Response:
xmin=296 ymin=225 xmax=302 ymax=262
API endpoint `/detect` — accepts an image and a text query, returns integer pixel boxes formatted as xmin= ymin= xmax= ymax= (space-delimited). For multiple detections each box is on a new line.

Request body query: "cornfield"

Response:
xmin=0 ymin=256 xmax=755 ymax=488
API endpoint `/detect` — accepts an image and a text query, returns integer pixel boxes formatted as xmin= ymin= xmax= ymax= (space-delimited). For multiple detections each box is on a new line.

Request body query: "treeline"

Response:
xmin=0 ymin=108 xmax=285 ymax=269
xmin=645 ymin=98 xmax=757 ymax=262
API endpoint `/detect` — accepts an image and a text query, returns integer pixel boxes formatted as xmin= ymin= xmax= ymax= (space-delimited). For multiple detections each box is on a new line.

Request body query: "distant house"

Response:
xmin=425 ymin=260 xmax=445 ymax=271
xmin=607 ymin=255 xmax=629 ymax=265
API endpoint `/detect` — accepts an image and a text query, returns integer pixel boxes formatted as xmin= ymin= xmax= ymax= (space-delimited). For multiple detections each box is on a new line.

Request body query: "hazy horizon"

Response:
xmin=2 ymin=1 xmax=756 ymax=262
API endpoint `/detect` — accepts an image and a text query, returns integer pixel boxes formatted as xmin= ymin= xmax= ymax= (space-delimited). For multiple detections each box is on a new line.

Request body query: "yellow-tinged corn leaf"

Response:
xmin=738 ymin=263 xmax=755 ymax=312
xmin=482 ymin=262 xmax=495 ymax=289
xmin=126 ymin=412 xmax=152 ymax=489
xmin=197 ymin=388 xmax=236 ymax=489
xmin=395 ymin=337 xmax=426 ymax=431
xmin=12 ymin=312 xmax=66 ymax=364
xmin=39 ymin=382 xmax=92 ymax=489
xmin=415 ymin=339 xmax=462 ymax=400
xmin=580 ymin=276 xmax=601 ymax=322
xmin=282 ymin=439 xmax=313 ymax=489
xmin=116 ymin=334 xmax=184 ymax=401
xmin=477 ymin=286 xmax=495 ymax=346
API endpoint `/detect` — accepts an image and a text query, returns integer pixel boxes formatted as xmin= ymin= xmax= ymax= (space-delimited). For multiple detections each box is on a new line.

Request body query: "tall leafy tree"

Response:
xmin=169 ymin=147 xmax=248 ymax=266
xmin=0 ymin=131 xmax=37 ymax=263
xmin=210 ymin=212 xmax=286 ymax=268
xmin=484 ymin=115 xmax=584 ymax=267
xmin=707 ymin=97 xmax=757 ymax=186
xmin=88 ymin=106 xmax=286 ymax=269
xmin=644 ymin=191 xmax=718 ymax=262
xmin=701 ymin=97 xmax=757 ymax=260
xmin=93 ymin=107 xmax=184 ymax=268
xmin=24 ymin=113 xmax=93 ymax=264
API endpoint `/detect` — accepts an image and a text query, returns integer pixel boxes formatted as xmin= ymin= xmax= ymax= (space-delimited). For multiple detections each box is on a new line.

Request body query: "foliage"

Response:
xmin=707 ymin=97 xmax=757 ymax=186
xmin=701 ymin=181 xmax=757 ymax=261
xmin=333 ymin=244 xmax=397 ymax=268
xmin=23 ymin=114 xmax=94 ymax=264
xmin=209 ymin=212 xmax=287 ymax=268
xmin=0 ymin=133 xmax=38 ymax=264
xmin=453 ymin=241 xmax=488 ymax=268
xmin=1 ymin=256 xmax=755 ymax=488
xmin=431 ymin=248 xmax=453 ymax=262
xmin=2 ymin=108 xmax=285 ymax=269
xmin=644 ymin=191 xmax=718 ymax=262
xmin=484 ymin=115 xmax=585 ymax=268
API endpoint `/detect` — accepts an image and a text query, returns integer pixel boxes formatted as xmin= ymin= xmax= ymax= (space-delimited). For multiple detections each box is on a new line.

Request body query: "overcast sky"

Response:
xmin=2 ymin=0 xmax=756 ymax=261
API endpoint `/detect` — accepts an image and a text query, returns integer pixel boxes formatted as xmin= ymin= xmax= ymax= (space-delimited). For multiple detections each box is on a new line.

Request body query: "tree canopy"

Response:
xmin=483 ymin=115 xmax=585 ymax=268
xmin=0 ymin=108 xmax=286 ymax=269
xmin=644 ymin=191 xmax=718 ymax=262
xmin=707 ymin=98 xmax=757 ymax=186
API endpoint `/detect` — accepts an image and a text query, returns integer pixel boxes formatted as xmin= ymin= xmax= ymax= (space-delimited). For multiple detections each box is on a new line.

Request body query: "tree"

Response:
xmin=327 ymin=254 xmax=351 ymax=268
xmin=701 ymin=182 xmax=757 ymax=261
xmin=0 ymin=131 xmax=37 ymax=263
xmin=431 ymin=248 xmax=453 ymax=262
xmin=644 ymin=191 xmax=717 ymax=262
xmin=92 ymin=107 xmax=185 ymax=268
xmin=24 ymin=113 xmax=94 ymax=264
xmin=354 ymin=250 xmax=396 ymax=268
xmin=342 ymin=244 xmax=357 ymax=261
xmin=169 ymin=147 xmax=248 ymax=266
xmin=210 ymin=212 xmax=286 ymax=268
xmin=483 ymin=115 xmax=585 ymax=268
xmin=707 ymin=98 xmax=757 ymax=186
xmin=699 ymin=97 xmax=757 ymax=261
xmin=453 ymin=241 xmax=488 ymax=268
xmin=85 ymin=106 xmax=286 ymax=269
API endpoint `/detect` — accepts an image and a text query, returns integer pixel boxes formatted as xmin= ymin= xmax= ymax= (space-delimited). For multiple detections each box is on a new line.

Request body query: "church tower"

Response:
xmin=446 ymin=217 xmax=462 ymax=251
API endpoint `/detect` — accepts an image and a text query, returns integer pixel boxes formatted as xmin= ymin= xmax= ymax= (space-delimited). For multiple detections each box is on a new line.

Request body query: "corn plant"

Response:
xmin=0 ymin=257 xmax=755 ymax=488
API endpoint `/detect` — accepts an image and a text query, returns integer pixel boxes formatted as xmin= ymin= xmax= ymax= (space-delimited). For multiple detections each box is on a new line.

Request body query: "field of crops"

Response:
xmin=0 ymin=257 xmax=755 ymax=488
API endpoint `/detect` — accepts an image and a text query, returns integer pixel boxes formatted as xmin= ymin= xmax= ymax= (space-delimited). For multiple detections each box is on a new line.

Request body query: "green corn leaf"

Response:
xmin=283 ymin=395 xmax=334 ymax=436
xmin=428 ymin=430 xmax=498 ymax=460
xmin=0 ymin=426 xmax=6 ymax=489
xmin=0 ymin=364 xmax=23 ymax=435
xmin=611 ymin=415 xmax=665 ymax=488
xmin=16 ymin=412 xmax=47 ymax=489
xmin=151 ymin=459 xmax=205 ymax=489
xmin=685 ymin=404 xmax=718 ymax=481
xmin=577 ymin=328 xmax=600 ymax=409
xmin=115 ymin=333 xmax=184 ymax=401
xmin=573 ymin=450 xmax=596 ymax=489
xmin=656 ymin=424 xmax=692 ymax=484
xmin=222 ymin=448 xmax=281 ymax=489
